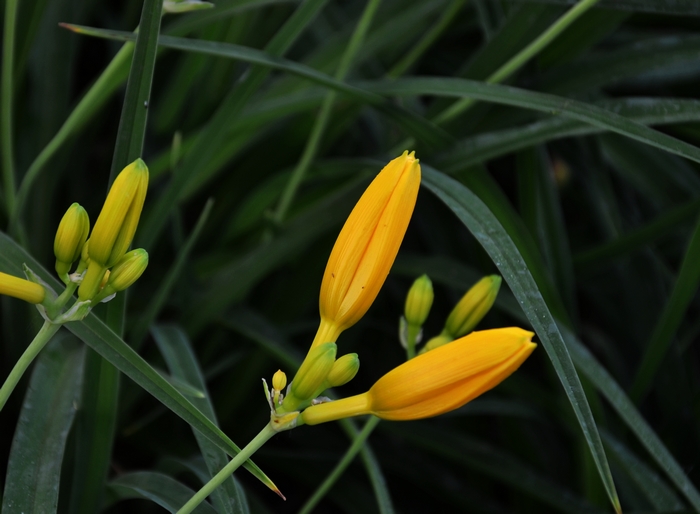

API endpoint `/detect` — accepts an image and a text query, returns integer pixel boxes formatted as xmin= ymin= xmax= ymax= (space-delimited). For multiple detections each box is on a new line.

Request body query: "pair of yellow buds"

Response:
xmin=0 ymin=159 xmax=149 ymax=312
xmin=272 ymin=151 xmax=535 ymax=427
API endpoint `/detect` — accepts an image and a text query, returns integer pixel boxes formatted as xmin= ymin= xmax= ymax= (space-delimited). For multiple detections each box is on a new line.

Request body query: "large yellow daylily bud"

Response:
xmin=54 ymin=203 xmax=90 ymax=277
xmin=78 ymin=159 xmax=149 ymax=300
xmin=283 ymin=343 xmax=337 ymax=411
xmin=311 ymin=151 xmax=421 ymax=348
xmin=0 ymin=272 xmax=45 ymax=305
xmin=404 ymin=275 xmax=433 ymax=327
xmin=301 ymin=328 xmax=535 ymax=425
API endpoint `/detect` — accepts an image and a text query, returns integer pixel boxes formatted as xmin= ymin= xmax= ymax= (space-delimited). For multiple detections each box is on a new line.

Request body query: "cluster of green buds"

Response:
xmin=0 ymin=159 xmax=149 ymax=324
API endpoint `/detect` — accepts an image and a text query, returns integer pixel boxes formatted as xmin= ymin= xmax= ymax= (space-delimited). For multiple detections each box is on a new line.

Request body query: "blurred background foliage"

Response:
xmin=2 ymin=0 xmax=700 ymax=512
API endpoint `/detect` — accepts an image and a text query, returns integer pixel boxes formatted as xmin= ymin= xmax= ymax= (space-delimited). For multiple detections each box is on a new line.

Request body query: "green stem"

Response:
xmin=433 ymin=0 xmax=602 ymax=125
xmin=0 ymin=320 xmax=61 ymax=411
xmin=405 ymin=324 xmax=421 ymax=360
xmin=1 ymin=0 xmax=19 ymax=215
xmin=177 ymin=423 xmax=277 ymax=514
xmin=272 ymin=0 xmax=382 ymax=223
xmin=299 ymin=416 xmax=381 ymax=514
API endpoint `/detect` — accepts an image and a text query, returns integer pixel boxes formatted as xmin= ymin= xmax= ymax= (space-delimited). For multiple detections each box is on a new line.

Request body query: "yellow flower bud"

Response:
xmin=327 ymin=353 xmax=359 ymax=388
xmin=444 ymin=275 xmax=501 ymax=338
xmin=272 ymin=370 xmax=287 ymax=392
xmin=79 ymin=159 xmax=148 ymax=300
xmin=0 ymin=272 xmax=45 ymax=304
xmin=311 ymin=151 xmax=421 ymax=348
xmin=283 ymin=343 xmax=337 ymax=411
xmin=404 ymin=275 xmax=433 ymax=327
xmin=106 ymin=249 xmax=148 ymax=292
xmin=54 ymin=203 xmax=90 ymax=277
xmin=301 ymin=328 xmax=535 ymax=425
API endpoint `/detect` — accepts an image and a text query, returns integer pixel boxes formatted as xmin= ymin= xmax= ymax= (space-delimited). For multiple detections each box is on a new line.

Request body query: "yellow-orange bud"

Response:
xmin=301 ymin=328 xmax=535 ymax=425
xmin=54 ymin=203 xmax=90 ymax=277
xmin=327 ymin=353 xmax=360 ymax=388
xmin=0 ymin=272 xmax=45 ymax=305
xmin=311 ymin=151 xmax=421 ymax=348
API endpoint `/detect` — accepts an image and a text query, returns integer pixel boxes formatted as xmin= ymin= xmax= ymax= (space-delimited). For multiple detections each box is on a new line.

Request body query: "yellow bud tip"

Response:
xmin=0 ymin=272 xmax=45 ymax=304
xmin=315 ymin=151 xmax=421 ymax=345
xmin=272 ymin=370 xmax=287 ymax=391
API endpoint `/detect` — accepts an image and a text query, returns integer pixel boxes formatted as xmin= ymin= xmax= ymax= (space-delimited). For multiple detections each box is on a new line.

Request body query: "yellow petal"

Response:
xmin=0 ymin=272 xmax=45 ymax=304
xmin=313 ymin=151 xmax=420 ymax=347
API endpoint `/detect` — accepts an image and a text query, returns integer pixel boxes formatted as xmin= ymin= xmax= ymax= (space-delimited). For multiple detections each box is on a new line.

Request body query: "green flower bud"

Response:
xmin=404 ymin=275 xmax=433 ymax=327
xmin=327 ymin=353 xmax=360 ymax=388
xmin=284 ymin=343 xmax=337 ymax=411
xmin=444 ymin=275 xmax=501 ymax=338
xmin=106 ymin=249 xmax=148 ymax=292
xmin=419 ymin=333 xmax=452 ymax=354
xmin=54 ymin=203 xmax=89 ymax=277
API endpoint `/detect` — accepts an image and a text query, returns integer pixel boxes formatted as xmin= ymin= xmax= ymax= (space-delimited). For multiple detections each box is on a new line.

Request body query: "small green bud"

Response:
xmin=54 ymin=203 xmax=90 ymax=277
xmin=444 ymin=275 xmax=501 ymax=338
xmin=107 ymin=249 xmax=148 ymax=292
xmin=419 ymin=332 xmax=452 ymax=354
xmin=284 ymin=343 xmax=337 ymax=410
xmin=327 ymin=354 xmax=359 ymax=388
xmin=404 ymin=274 xmax=433 ymax=327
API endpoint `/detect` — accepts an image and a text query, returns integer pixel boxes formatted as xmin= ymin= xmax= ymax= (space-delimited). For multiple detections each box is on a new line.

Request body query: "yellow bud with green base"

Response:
xmin=404 ymin=275 xmax=433 ymax=327
xmin=326 ymin=353 xmax=359 ymax=388
xmin=0 ymin=272 xmax=45 ymax=305
xmin=444 ymin=275 xmax=501 ymax=338
xmin=54 ymin=203 xmax=90 ymax=278
xmin=283 ymin=343 xmax=337 ymax=411
xmin=79 ymin=159 xmax=149 ymax=300
xmin=107 ymin=249 xmax=148 ymax=291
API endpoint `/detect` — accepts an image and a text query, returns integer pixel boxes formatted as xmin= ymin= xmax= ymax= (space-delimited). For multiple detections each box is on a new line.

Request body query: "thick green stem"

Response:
xmin=177 ymin=423 xmax=277 ymax=514
xmin=0 ymin=320 xmax=61 ymax=411
xmin=299 ymin=415 xmax=381 ymax=514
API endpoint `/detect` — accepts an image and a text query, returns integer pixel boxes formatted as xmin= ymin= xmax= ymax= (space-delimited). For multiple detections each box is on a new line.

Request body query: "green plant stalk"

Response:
xmin=1 ymin=0 xmax=19 ymax=215
xmin=0 ymin=320 xmax=61 ymax=411
xmin=272 ymin=0 xmax=383 ymax=223
xmin=177 ymin=423 xmax=277 ymax=514
xmin=433 ymin=0 xmax=602 ymax=125
xmin=299 ymin=415 xmax=381 ymax=514
xmin=387 ymin=0 xmax=466 ymax=79
xmin=405 ymin=323 xmax=421 ymax=360
xmin=10 ymin=40 xmax=135 ymax=233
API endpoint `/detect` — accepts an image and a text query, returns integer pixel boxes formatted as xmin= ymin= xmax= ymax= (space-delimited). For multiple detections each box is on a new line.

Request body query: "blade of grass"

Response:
xmin=0 ymin=333 xmax=84 ymax=514
xmin=630 ymin=213 xmax=700 ymax=402
xmin=1 ymin=0 xmax=19 ymax=215
xmin=153 ymin=324 xmax=247 ymax=514
xmin=422 ymin=165 xmax=621 ymax=513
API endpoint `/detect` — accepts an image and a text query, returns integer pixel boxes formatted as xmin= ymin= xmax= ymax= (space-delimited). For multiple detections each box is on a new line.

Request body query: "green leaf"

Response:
xmin=422 ymin=166 xmax=621 ymax=513
xmin=1 ymin=333 xmax=84 ymax=514
xmin=0 ymin=231 xmax=278 ymax=495
xmin=105 ymin=471 xmax=217 ymax=513
xmin=152 ymin=324 xmax=249 ymax=514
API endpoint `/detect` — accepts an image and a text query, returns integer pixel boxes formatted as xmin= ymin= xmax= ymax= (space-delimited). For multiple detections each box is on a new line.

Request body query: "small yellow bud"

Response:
xmin=444 ymin=276 xmax=501 ymax=338
xmin=106 ymin=249 xmax=148 ymax=292
xmin=404 ymin=275 xmax=433 ymax=327
xmin=283 ymin=343 xmax=337 ymax=411
xmin=272 ymin=370 xmax=287 ymax=392
xmin=0 ymin=272 xmax=45 ymax=305
xmin=327 ymin=353 xmax=359 ymax=388
xmin=54 ymin=203 xmax=90 ymax=277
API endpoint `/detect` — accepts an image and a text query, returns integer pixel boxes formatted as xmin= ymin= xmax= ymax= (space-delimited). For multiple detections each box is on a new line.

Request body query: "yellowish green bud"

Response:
xmin=54 ymin=203 xmax=89 ymax=277
xmin=272 ymin=370 xmax=287 ymax=392
xmin=284 ymin=343 xmax=337 ymax=410
xmin=404 ymin=274 xmax=433 ymax=327
xmin=327 ymin=353 xmax=360 ymax=388
xmin=106 ymin=249 xmax=148 ymax=292
xmin=444 ymin=275 xmax=501 ymax=338
xmin=419 ymin=333 xmax=452 ymax=354
xmin=88 ymin=159 xmax=149 ymax=268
